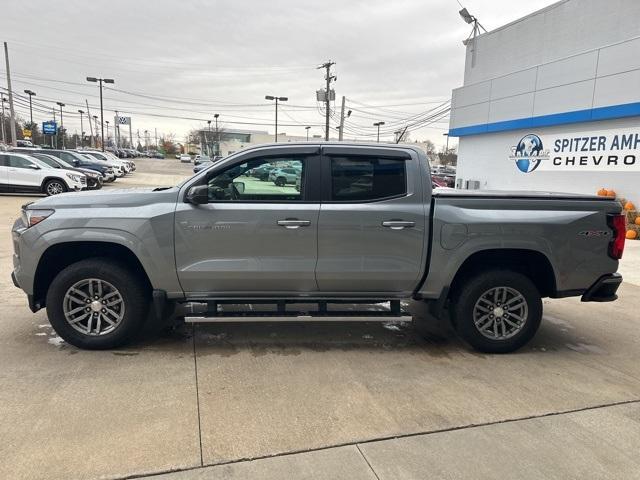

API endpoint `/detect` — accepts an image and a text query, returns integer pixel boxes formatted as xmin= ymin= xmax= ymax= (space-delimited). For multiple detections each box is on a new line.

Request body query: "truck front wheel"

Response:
xmin=451 ymin=270 xmax=542 ymax=353
xmin=45 ymin=259 xmax=149 ymax=350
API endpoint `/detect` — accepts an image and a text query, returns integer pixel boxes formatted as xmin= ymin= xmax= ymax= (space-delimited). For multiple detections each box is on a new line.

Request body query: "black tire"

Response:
xmin=45 ymin=259 xmax=149 ymax=350
xmin=44 ymin=179 xmax=68 ymax=196
xmin=275 ymin=177 xmax=286 ymax=187
xmin=450 ymin=269 xmax=542 ymax=353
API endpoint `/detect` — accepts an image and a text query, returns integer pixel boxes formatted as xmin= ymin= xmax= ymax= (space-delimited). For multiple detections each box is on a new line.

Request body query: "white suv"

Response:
xmin=0 ymin=152 xmax=85 ymax=195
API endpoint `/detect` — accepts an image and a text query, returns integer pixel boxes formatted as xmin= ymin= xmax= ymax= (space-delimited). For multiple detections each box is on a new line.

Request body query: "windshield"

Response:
xmin=31 ymin=154 xmax=62 ymax=168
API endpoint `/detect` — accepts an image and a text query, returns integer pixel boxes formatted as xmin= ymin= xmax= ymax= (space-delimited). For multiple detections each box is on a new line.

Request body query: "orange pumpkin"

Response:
xmin=606 ymin=190 xmax=616 ymax=198
xmin=626 ymin=230 xmax=638 ymax=240
xmin=635 ymin=217 xmax=640 ymax=226
xmin=624 ymin=201 xmax=635 ymax=211
xmin=597 ymin=188 xmax=608 ymax=196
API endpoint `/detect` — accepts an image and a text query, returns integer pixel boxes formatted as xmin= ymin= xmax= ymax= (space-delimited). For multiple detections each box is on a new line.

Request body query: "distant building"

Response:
xmin=197 ymin=128 xmax=321 ymax=157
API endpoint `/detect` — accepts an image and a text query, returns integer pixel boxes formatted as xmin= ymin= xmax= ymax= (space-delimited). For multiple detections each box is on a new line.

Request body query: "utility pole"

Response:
xmin=78 ymin=110 xmax=85 ymax=148
xmin=154 ymin=128 xmax=158 ymax=148
xmin=57 ymin=102 xmax=65 ymax=148
xmin=85 ymin=100 xmax=94 ymax=147
xmin=338 ymin=95 xmax=346 ymax=141
xmin=93 ymin=115 xmax=99 ymax=147
xmin=317 ymin=61 xmax=336 ymax=141
xmin=4 ymin=42 xmax=18 ymax=146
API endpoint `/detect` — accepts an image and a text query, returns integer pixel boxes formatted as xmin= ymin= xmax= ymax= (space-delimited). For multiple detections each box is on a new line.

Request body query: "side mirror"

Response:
xmin=186 ymin=185 xmax=209 ymax=205
xmin=28 ymin=164 xmax=41 ymax=170
xmin=233 ymin=181 xmax=245 ymax=194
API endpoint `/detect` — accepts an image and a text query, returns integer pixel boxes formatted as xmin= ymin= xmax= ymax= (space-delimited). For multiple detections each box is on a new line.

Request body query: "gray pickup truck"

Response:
xmin=11 ymin=143 xmax=625 ymax=352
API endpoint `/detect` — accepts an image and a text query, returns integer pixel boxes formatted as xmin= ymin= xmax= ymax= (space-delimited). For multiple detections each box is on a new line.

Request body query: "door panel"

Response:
xmin=8 ymin=155 xmax=42 ymax=189
xmin=174 ymin=151 xmax=320 ymax=295
xmin=316 ymin=150 xmax=427 ymax=293
xmin=0 ymin=154 xmax=9 ymax=189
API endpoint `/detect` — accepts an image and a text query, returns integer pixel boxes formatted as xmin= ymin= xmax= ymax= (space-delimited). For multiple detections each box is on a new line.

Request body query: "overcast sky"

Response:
xmin=2 ymin=0 xmax=554 ymax=148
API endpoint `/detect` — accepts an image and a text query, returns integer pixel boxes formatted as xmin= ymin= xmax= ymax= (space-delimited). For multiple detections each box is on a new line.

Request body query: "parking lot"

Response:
xmin=1 ymin=158 xmax=640 ymax=479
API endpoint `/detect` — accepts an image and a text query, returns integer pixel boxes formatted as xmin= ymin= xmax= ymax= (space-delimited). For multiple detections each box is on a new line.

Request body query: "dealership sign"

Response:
xmin=509 ymin=129 xmax=640 ymax=172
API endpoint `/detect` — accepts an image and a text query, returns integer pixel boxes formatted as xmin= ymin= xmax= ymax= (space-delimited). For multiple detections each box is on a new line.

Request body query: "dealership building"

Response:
xmin=449 ymin=0 xmax=640 ymax=203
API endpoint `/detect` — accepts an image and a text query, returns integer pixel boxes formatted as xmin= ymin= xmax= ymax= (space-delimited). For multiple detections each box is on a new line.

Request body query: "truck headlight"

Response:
xmin=66 ymin=173 xmax=81 ymax=182
xmin=21 ymin=209 xmax=55 ymax=228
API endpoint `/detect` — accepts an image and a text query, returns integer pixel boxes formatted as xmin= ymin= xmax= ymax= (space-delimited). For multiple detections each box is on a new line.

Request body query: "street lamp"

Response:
xmin=443 ymin=133 xmax=450 ymax=153
xmin=305 ymin=126 xmax=310 ymax=141
xmin=78 ymin=110 xmax=85 ymax=148
xmin=214 ymin=113 xmax=219 ymax=155
xmin=23 ymin=89 xmax=36 ymax=128
xmin=86 ymin=76 xmax=115 ymax=151
xmin=0 ymin=95 xmax=7 ymax=144
xmin=56 ymin=102 xmax=66 ymax=148
xmin=105 ymin=120 xmax=110 ymax=146
xmin=207 ymin=120 xmax=212 ymax=156
xmin=265 ymin=95 xmax=287 ymax=142
xmin=373 ymin=121 xmax=385 ymax=143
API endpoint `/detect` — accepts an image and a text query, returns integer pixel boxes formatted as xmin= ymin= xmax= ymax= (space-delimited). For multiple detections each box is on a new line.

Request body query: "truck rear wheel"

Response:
xmin=45 ymin=259 xmax=149 ymax=350
xmin=451 ymin=269 xmax=542 ymax=353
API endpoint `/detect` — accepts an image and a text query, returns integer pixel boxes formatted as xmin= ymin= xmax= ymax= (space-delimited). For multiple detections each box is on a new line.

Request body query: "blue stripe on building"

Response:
xmin=449 ymin=102 xmax=640 ymax=137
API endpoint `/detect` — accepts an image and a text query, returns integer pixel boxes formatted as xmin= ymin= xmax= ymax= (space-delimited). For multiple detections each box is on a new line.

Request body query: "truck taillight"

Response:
xmin=607 ymin=214 xmax=626 ymax=260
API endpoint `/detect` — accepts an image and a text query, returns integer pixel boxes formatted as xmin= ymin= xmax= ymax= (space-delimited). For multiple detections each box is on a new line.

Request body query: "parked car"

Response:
xmin=34 ymin=149 xmax=116 ymax=182
xmin=11 ymin=143 xmax=624 ymax=352
xmin=179 ymin=154 xmax=192 ymax=163
xmin=193 ymin=155 xmax=211 ymax=166
xmin=76 ymin=150 xmax=130 ymax=176
xmin=150 ymin=151 xmax=165 ymax=159
xmin=269 ymin=166 xmax=300 ymax=186
xmin=28 ymin=152 xmax=103 ymax=190
xmin=16 ymin=139 xmax=35 ymax=148
xmin=250 ymin=164 xmax=276 ymax=181
xmin=0 ymin=151 xmax=85 ymax=195
xmin=193 ymin=161 xmax=212 ymax=173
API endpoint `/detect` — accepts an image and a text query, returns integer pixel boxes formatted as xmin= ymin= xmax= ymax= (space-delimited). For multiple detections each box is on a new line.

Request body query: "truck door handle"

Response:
xmin=382 ymin=220 xmax=415 ymax=230
xmin=277 ymin=219 xmax=311 ymax=229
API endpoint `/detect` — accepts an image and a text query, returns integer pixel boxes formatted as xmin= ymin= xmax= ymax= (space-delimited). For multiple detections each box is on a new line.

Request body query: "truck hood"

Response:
xmin=29 ymin=187 xmax=180 ymax=209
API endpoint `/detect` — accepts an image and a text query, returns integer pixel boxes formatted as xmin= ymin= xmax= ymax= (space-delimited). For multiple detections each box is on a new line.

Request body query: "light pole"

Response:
xmin=78 ymin=110 xmax=85 ymax=148
xmin=105 ymin=120 xmax=110 ymax=146
xmin=265 ymin=95 xmax=287 ymax=142
xmin=207 ymin=120 xmax=212 ymax=156
xmin=373 ymin=121 xmax=385 ymax=143
xmin=305 ymin=126 xmax=310 ymax=141
xmin=86 ymin=76 xmax=114 ymax=151
xmin=443 ymin=133 xmax=450 ymax=153
xmin=1 ymin=94 xmax=7 ymax=144
xmin=56 ymin=102 xmax=65 ymax=148
xmin=23 ymin=89 xmax=36 ymax=129
xmin=214 ymin=113 xmax=219 ymax=155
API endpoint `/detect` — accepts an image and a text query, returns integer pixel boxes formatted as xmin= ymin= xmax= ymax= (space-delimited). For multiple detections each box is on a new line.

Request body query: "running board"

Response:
xmin=179 ymin=299 xmax=411 ymax=323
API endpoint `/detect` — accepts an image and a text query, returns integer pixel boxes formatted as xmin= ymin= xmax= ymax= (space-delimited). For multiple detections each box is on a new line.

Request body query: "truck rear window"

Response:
xmin=330 ymin=156 xmax=406 ymax=201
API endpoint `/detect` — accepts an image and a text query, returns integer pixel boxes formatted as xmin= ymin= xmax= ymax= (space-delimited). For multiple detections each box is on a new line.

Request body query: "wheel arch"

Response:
xmin=449 ymin=248 xmax=557 ymax=299
xmin=33 ymin=241 xmax=153 ymax=309
xmin=41 ymin=176 xmax=70 ymax=192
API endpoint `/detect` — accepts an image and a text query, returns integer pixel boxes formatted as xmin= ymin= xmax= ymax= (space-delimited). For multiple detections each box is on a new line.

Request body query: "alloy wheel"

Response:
xmin=472 ymin=286 xmax=528 ymax=340
xmin=62 ymin=279 xmax=125 ymax=336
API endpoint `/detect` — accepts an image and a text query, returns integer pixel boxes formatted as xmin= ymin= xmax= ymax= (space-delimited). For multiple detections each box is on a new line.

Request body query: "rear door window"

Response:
xmin=330 ymin=156 xmax=406 ymax=201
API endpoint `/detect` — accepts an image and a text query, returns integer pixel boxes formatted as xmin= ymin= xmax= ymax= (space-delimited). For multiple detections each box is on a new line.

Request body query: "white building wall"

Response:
xmin=462 ymin=0 xmax=640 ymax=85
xmin=456 ymin=117 xmax=640 ymax=203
